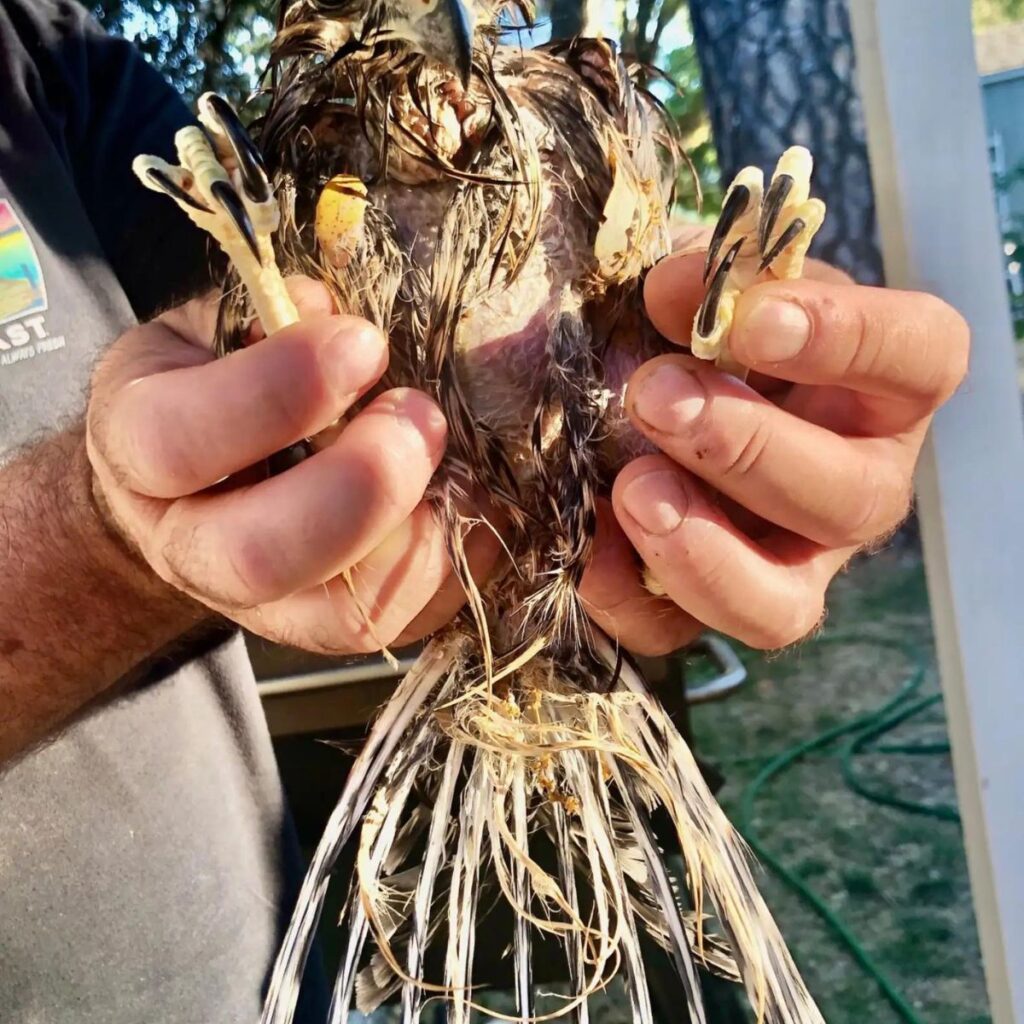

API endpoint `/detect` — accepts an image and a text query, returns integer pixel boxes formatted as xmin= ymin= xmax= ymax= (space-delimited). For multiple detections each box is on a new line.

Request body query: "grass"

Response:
xmin=689 ymin=540 xmax=991 ymax=1024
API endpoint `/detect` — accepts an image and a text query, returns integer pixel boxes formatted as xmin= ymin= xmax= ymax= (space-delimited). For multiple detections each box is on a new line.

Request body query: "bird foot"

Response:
xmin=132 ymin=93 xmax=298 ymax=336
xmin=691 ymin=147 xmax=826 ymax=374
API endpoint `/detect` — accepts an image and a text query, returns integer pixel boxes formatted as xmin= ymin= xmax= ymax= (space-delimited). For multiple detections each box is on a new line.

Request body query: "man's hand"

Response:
xmin=580 ymin=251 xmax=970 ymax=655
xmin=87 ymin=280 xmax=497 ymax=655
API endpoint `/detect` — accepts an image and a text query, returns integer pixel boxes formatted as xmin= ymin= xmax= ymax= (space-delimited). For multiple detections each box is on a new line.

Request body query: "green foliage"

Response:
xmin=974 ymin=0 xmax=1024 ymax=29
xmin=92 ymin=0 xmax=720 ymax=213
xmin=91 ymin=0 xmax=276 ymax=105
xmin=612 ymin=0 xmax=721 ymax=216
xmin=660 ymin=25 xmax=722 ymax=216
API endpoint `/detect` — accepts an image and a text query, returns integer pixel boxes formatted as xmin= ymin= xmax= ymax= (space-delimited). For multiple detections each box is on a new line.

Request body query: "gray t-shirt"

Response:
xmin=0 ymin=2 xmax=324 ymax=1019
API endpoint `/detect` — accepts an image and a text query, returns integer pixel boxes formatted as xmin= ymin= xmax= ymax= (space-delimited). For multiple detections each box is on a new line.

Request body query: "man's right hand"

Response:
xmin=87 ymin=280 xmax=494 ymax=654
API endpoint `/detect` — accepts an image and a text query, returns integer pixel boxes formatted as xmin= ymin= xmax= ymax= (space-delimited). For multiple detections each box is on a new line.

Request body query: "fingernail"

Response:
xmin=739 ymin=297 xmax=812 ymax=362
xmin=620 ymin=470 xmax=689 ymax=536
xmin=631 ymin=363 xmax=706 ymax=434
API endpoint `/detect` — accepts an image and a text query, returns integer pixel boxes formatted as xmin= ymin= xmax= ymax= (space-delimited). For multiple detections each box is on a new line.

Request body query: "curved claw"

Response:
xmin=758 ymin=173 xmax=794 ymax=256
xmin=200 ymin=93 xmax=272 ymax=205
xmin=704 ymin=184 xmax=751 ymax=285
xmin=758 ymin=217 xmax=806 ymax=274
xmin=211 ymin=180 xmax=261 ymax=262
xmin=696 ymin=237 xmax=743 ymax=340
xmin=691 ymin=146 xmax=825 ymax=370
xmin=143 ymin=166 xmax=211 ymax=214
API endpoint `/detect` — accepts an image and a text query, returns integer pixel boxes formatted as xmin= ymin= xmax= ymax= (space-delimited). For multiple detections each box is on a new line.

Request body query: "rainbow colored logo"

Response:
xmin=0 ymin=200 xmax=47 ymax=327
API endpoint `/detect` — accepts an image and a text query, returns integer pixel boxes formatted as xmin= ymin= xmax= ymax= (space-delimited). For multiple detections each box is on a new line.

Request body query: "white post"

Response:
xmin=848 ymin=2 xmax=1024 ymax=1021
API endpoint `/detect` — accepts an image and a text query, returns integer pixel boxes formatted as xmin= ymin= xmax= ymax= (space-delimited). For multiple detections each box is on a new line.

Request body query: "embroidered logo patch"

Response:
xmin=0 ymin=200 xmax=47 ymax=327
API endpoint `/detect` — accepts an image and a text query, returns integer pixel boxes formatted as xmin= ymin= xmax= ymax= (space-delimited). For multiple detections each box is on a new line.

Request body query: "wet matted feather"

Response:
xmin=132 ymin=3 xmax=829 ymax=1021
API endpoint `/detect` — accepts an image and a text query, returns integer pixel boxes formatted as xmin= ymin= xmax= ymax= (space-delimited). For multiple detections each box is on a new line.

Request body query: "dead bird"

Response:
xmin=134 ymin=1 xmax=826 ymax=1020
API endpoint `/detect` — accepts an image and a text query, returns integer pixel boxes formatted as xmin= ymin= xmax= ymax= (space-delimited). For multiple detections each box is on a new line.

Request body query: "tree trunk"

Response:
xmin=548 ymin=0 xmax=589 ymax=40
xmin=689 ymin=0 xmax=884 ymax=283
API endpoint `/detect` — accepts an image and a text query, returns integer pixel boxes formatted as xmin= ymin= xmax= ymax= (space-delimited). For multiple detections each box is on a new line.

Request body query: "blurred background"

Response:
xmin=89 ymin=1 xmax=1024 ymax=1022
xmin=92 ymin=0 xmax=1024 ymax=347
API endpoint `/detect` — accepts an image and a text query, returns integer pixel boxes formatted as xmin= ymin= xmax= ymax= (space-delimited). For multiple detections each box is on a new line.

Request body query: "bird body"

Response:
xmin=134 ymin=3 xmax=828 ymax=1021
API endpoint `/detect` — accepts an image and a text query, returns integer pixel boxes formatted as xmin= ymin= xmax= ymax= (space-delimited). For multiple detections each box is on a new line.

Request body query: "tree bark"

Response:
xmin=549 ymin=0 xmax=589 ymax=40
xmin=689 ymin=0 xmax=884 ymax=284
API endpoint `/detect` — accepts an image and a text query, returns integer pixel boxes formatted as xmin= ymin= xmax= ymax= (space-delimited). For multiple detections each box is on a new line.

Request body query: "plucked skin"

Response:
xmin=212 ymin=5 xmax=827 ymax=1023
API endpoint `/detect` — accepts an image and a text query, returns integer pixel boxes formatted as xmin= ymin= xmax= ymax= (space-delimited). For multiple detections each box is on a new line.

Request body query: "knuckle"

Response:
xmin=158 ymin=517 xmax=285 ymax=610
xmin=837 ymin=460 xmax=912 ymax=546
xmin=85 ymin=393 xmax=113 ymax=470
xmin=221 ymin=532 xmax=291 ymax=607
xmin=353 ymin=430 xmax=437 ymax=514
xmin=845 ymin=303 xmax=886 ymax=380
xmin=269 ymin=326 xmax=362 ymax=415
xmin=367 ymin=451 xmax=415 ymax=520
xmin=372 ymin=387 xmax=447 ymax=448
xmin=264 ymin=339 xmax=334 ymax=437
xmin=688 ymin=539 xmax=734 ymax=598
xmin=713 ymin=413 xmax=774 ymax=481
xmin=326 ymin=596 xmax=405 ymax=656
xmin=154 ymin=520 xmax=208 ymax=598
xmin=748 ymin=593 xmax=825 ymax=651
xmin=92 ymin=388 xmax=177 ymax=494
xmin=86 ymin=354 xmax=128 ymax=470
xmin=130 ymin=401 xmax=201 ymax=494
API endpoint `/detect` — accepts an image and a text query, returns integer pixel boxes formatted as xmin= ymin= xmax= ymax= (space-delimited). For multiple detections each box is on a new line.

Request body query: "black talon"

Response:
xmin=704 ymin=184 xmax=751 ymax=284
xmin=204 ymin=94 xmax=272 ymax=205
xmin=758 ymin=173 xmax=794 ymax=256
xmin=211 ymin=180 xmax=262 ymax=262
xmin=145 ymin=167 xmax=212 ymax=213
xmin=697 ymin=237 xmax=743 ymax=339
xmin=758 ymin=217 xmax=805 ymax=274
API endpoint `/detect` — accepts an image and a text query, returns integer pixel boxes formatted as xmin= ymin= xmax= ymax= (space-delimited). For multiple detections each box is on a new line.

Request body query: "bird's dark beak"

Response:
xmin=412 ymin=0 xmax=475 ymax=86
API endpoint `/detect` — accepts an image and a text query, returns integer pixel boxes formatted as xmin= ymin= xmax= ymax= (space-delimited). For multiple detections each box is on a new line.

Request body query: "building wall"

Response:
xmin=982 ymin=70 xmax=1024 ymax=298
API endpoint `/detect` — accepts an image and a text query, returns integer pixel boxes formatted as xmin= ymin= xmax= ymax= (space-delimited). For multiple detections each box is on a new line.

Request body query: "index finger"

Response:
xmin=157 ymin=275 xmax=336 ymax=351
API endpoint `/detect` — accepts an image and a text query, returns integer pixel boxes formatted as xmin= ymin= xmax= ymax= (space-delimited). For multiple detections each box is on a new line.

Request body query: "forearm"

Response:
xmin=0 ymin=427 xmax=206 ymax=765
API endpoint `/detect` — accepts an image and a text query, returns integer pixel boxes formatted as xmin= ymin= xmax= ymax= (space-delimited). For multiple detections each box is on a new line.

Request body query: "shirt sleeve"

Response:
xmin=43 ymin=1 xmax=218 ymax=320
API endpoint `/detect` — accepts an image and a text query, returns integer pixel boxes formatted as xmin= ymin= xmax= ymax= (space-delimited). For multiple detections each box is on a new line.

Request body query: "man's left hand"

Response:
xmin=580 ymin=250 xmax=970 ymax=655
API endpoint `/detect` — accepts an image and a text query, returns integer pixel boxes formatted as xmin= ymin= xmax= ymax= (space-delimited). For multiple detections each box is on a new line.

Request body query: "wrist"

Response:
xmin=70 ymin=430 xmax=207 ymax=630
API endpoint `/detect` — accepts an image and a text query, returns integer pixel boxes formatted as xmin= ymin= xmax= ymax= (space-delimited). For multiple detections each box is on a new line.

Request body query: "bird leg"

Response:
xmin=692 ymin=147 xmax=826 ymax=375
xmin=132 ymin=93 xmax=298 ymax=336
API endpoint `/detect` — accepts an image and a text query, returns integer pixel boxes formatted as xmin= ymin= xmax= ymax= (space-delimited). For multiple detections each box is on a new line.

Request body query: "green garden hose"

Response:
xmin=731 ymin=634 xmax=961 ymax=1024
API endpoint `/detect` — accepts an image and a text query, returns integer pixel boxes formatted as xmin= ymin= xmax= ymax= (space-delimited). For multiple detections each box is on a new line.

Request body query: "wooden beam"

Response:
xmin=848 ymin=2 xmax=1024 ymax=1020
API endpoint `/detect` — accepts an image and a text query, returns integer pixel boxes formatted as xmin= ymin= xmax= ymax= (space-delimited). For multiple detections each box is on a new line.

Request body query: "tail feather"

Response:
xmin=551 ymin=805 xmax=590 ymax=1024
xmin=264 ymin=631 xmax=824 ymax=1024
xmin=445 ymin=751 xmax=489 ymax=1024
xmin=606 ymin=637 xmax=824 ymax=1024
xmin=335 ymin=737 xmax=427 ymax=1022
xmin=614 ymin=764 xmax=706 ymax=1024
xmin=261 ymin=639 xmax=459 ymax=1024
xmin=401 ymin=740 xmax=465 ymax=1023
xmin=511 ymin=761 xmax=536 ymax=1023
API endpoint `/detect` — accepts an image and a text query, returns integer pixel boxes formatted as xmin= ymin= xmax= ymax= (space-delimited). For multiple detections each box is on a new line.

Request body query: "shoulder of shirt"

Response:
xmin=3 ymin=0 xmax=106 ymax=53
xmin=6 ymin=0 xmax=94 ymax=25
